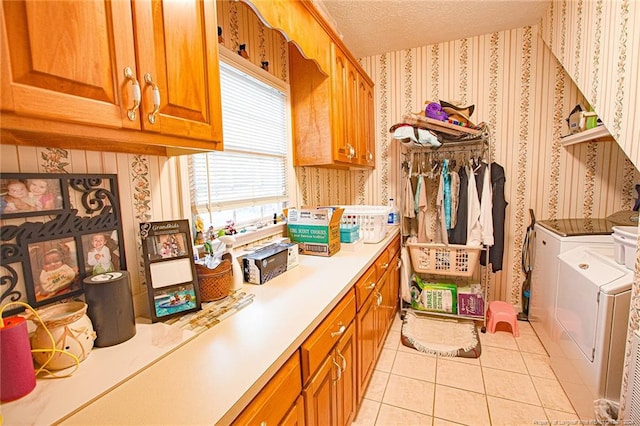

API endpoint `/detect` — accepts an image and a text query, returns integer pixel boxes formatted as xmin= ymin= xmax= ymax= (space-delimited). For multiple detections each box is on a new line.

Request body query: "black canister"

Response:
xmin=83 ymin=271 xmax=136 ymax=347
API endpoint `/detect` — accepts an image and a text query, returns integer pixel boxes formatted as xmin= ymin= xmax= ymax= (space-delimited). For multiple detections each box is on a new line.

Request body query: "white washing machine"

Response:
xmin=554 ymin=244 xmax=631 ymax=420
xmin=530 ymin=219 xmax=614 ymax=357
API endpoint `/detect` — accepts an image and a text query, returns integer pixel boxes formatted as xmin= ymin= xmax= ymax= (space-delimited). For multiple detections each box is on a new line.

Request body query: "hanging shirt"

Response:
xmin=417 ymin=175 xmax=429 ymax=242
xmin=442 ymin=159 xmax=451 ymax=229
xmin=450 ymin=168 xmax=460 ymax=229
xmin=466 ymin=164 xmax=482 ymax=246
xmin=479 ymin=162 xmax=494 ymax=246
xmin=450 ymin=166 xmax=468 ymax=244
xmin=435 ymin=171 xmax=448 ymax=244
xmin=414 ymin=173 xmax=423 ymax=217
xmin=402 ymin=172 xmax=415 ymax=219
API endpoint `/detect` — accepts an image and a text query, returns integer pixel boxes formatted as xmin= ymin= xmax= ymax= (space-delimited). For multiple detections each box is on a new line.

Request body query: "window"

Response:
xmin=190 ymin=55 xmax=291 ymax=230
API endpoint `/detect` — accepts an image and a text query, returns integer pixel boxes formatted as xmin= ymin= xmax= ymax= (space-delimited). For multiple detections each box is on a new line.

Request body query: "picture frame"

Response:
xmin=0 ymin=176 xmax=65 ymax=218
xmin=140 ymin=219 xmax=200 ymax=322
xmin=28 ymin=237 xmax=82 ymax=304
xmin=0 ymin=173 xmax=126 ymax=315
xmin=81 ymin=231 xmax=122 ymax=276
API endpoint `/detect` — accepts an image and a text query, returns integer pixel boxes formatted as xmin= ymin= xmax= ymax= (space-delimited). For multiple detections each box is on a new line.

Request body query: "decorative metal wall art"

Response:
xmin=0 ymin=174 xmax=126 ymax=316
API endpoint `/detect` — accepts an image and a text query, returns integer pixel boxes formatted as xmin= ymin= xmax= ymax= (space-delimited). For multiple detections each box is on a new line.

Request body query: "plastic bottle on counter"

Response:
xmin=387 ymin=198 xmax=400 ymax=225
xmin=218 ymin=235 xmax=244 ymax=292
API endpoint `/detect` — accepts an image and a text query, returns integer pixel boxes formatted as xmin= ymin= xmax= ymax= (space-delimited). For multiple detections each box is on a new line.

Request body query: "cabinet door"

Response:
xmin=384 ymin=253 xmax=400 ymax=323
xmin=231 ymin=351 xmax=302 ymax=426
xmin=1 ymin=0 xmax=138 ymax=129
xmin=374 ymin=286 xmax=386 ymax=351
xmin=132 ymin=0 xmax=222 ymax=142
xmin=281 ymin=395 xmax=306 ymax=426
xmin=356 ymin=292 xmax=377 ymax=401
xmin=303 ymin=352 xmax=338 ymax=426
xmin=331 ymin=45 xmax=354 ymax=164
xmin=357 ymin=76 xmax=375 ymax=167
xmin=335 ymin=322 xmax=356 ymax=426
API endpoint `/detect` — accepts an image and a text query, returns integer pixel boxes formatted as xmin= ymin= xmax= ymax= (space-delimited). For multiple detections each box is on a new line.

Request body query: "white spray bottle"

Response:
xmin=218 ymin=235 xmax=244 ymax=292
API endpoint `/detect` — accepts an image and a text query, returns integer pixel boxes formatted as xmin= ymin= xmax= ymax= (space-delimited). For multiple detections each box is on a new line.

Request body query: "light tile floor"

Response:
xmin=353 ymin=313 xmax=582 ymax=426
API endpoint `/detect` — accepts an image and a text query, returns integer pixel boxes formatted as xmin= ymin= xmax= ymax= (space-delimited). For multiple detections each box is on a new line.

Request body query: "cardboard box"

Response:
xmin=285 ymin=207 xmax=344 ymax=257
xmin=457 ymin=285 xmax=484 ymax=317
xmin=242 ymin=244 xmax=289 ymax=285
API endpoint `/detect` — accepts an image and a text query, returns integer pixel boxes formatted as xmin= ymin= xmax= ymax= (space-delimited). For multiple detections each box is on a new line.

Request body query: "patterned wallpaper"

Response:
xmin=358 ymin=26 xmax=639 ymax=307
xmin=539 ymin=0 xmax=640 ymax=417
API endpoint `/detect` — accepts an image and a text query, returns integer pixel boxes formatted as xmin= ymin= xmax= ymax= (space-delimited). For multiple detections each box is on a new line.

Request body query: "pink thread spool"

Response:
xmin=0 ymin=316 xmax=36 ymax=402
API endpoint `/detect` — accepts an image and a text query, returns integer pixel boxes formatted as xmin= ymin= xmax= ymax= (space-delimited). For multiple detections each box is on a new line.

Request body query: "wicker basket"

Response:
xmin=407 ymin=243 xmax=482 ymax=277
xmin=195 ymin=259 xmax=232 ymax=301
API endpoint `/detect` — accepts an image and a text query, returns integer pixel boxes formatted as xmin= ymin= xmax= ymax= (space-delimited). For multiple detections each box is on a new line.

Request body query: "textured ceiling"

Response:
xmin=316 ymin=0 xmax=551 ymax=58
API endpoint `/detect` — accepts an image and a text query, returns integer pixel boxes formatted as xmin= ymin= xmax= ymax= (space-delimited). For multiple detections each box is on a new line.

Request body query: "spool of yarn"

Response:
xmin=0 ymin=316 xmax=36 ymax=402
xmin=83 ymin=271 xmax=136 ymax=347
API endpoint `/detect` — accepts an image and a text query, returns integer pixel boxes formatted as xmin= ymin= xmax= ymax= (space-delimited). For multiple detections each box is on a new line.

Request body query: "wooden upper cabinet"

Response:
xmin=290 ymin=42 xmax=375 ymax=169
xmin=357 ymin=75 xmax=375 ymax=166
xmin=133 ymin=0 xmax=222 ymax=141
xmin=1 ymin=0 xmax=136 ymax=129
xmin=0 ymin=0 xmax=223 ymax=155
xmin=331 ymin=45 xmax=353 ymax=164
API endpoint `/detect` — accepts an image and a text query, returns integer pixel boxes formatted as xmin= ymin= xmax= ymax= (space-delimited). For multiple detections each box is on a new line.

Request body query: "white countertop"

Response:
xmin=5 ymin=230 xmax=396 ymax=425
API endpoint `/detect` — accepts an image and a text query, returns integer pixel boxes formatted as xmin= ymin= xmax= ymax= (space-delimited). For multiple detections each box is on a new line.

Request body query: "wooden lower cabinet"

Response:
xmin=281 ymin=395 xmax=306 ymax=426
xmin=232 ymin=237 xmax=400 ymax=426
xmin=231 ymin=351 xmax=302 ymax=426
xmin=356 ymin=287 xmax=378 ymax=402
xmin=303 ymin=321 xmax=356 ymax=426
xmin=356 ymin=238 xmax=400 ymax=403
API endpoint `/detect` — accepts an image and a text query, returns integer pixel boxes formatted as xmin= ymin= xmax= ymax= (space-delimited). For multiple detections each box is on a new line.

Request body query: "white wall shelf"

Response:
xmin=560 ymin=126 xmax=613 ymax=147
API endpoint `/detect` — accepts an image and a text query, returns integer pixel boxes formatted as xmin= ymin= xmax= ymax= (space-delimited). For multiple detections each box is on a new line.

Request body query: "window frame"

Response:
xmin=181 ymin=45 xmax=296 ymax=233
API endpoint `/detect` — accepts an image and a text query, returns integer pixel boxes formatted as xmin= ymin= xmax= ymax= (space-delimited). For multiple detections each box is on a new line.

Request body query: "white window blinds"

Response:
xmin=190 ymin=61 xmax=288 ymax=225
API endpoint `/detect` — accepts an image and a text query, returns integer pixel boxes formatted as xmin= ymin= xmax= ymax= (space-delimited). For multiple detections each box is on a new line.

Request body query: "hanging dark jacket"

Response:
xmin=449 ymin=165 xmax=468 ymax=244
xmin=480 ymin=162 xmax=508 ymax=272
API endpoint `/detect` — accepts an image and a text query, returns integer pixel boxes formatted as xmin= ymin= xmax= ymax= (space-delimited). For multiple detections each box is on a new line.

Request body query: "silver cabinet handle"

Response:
xmin=346 ymin=143 xmax=355 ymax=160
xmin=330 ymin=323 xmax=346 ymax=338
xmin=337 ymin=349 xmax=347 ymax=371
xmin=368 ymin=151 xmax=373 ymax=163
xmin=124 ymin=67 xmax=140 ymax=121
xmin=375 ymin=291 xmax=383 ymax=306
xmin=144 ymin=73 xmax=161 ymax=124
xmin=365 ymin=281 xmax=376 ymax=290
xmin=396 ymin=258 xmax=402 ymax=270
xmin=332 ymin=358 xmax=342 ymax=382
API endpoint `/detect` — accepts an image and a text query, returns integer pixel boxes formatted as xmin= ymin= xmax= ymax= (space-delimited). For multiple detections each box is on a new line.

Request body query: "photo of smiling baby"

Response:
xmin=82 ymin=231 xmax=120 ymax=276
xmin=0 ymin=178 xmax=63 ymax=215
xmin=28 ymin=237 xmax=81 ymax=303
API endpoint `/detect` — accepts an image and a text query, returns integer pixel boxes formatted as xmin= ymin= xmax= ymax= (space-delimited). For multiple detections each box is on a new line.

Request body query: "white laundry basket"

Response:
xmin=340 ymin=205 xmax=390 ymax=243
xmin=612 ymin=225 xmax=638 ymax=270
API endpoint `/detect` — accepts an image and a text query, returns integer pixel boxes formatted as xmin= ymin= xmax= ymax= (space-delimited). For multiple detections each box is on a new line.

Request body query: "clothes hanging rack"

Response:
xmin=396 ymin=123 xmax=492 ymax=333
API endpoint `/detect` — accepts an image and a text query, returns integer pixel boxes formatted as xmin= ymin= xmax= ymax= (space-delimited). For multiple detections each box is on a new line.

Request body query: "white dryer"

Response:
xmin=554 ymin=244 xmax=632 ymax=420
xmin=530 ymin=219 xmax=614 ymax=357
